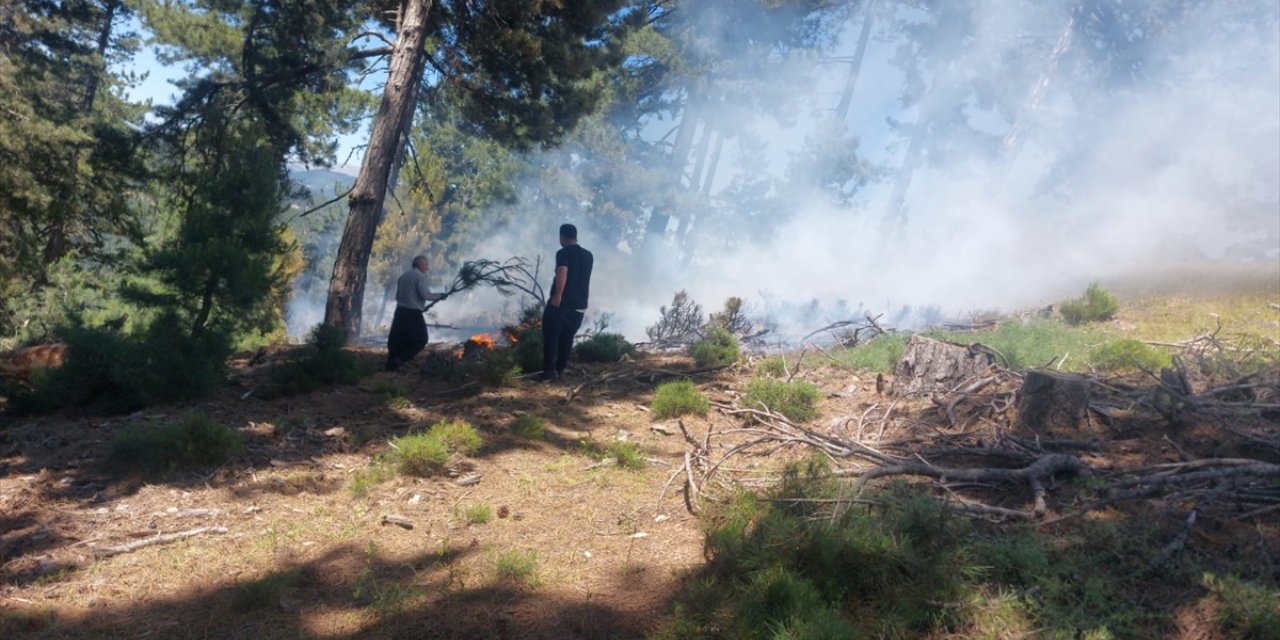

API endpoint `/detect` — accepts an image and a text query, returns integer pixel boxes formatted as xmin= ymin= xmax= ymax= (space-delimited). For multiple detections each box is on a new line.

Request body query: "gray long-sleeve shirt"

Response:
xmin=395 ymin=268 xmax=445 ymax=310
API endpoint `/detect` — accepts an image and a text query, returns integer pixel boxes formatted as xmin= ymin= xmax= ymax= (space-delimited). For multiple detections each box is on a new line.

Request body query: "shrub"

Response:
xmin=1205 ymin=573 xmax=1280 ymax=639
xmin=389 ymin=432 xmax=451 ymax=477
xmin=1059 ymin=282 xmax=1119 ymax=325
xmin=494 ymin=549 xmax=540 ymax=585
xmin=1089 ymin=338 xmax=1173 ymax=372
xmin=743 ymin=378 xmax=820 ymax=422
xmin=575 ymin=332 xmax=634 ymax=363
xmin=461 ymin=503 xmax=494 ymax=525
xmin=106 ymin=412 xmax=242 ymax=476
xmin=606 ymin=441 xmax=646 ymax=470
xmin=756 ymin=357 xmax=787 ymax=378
xmin=652 ymin=379 xmax=710 ymax=418
xmin=647 ymin=290 xmax=704 ymax=342
xmin=511 ymin=414 xmax=547 ymax=440
xmin=689 ymin=326 xmax=740 ymax=367
xmin=270 ymin=323 xmax=370 ymax=395
xmin=512 ymin=325 xmax=544 ymax=373
xmin=473 ymin=347 xmax=521 ymax=387
xmin=427 ymin=419 xmax=482 ymax=455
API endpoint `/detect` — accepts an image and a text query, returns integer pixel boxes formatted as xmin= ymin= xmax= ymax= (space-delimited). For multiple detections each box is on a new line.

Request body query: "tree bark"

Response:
xmin=324 ymin=0 xmax=432 ymax=341
xmin=834 ymin=0 xmax=875 ymax=121
xmin=891 ymin=335 xmax=995 ymax=396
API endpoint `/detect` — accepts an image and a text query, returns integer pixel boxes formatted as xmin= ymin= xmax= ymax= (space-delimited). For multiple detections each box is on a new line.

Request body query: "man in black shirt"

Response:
xmin=541 ymin=223 xmax=593 ymax=381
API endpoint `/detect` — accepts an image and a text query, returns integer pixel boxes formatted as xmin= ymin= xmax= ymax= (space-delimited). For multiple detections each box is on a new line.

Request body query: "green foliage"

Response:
xmin=270 ymin=324 xmax=371 ymax=395
xmin=509 ymin=308 xmax=545 ymax=374
xmin=388 ymin=419 xmax=482 ymax=477
xmin=474 ymin=347 xmax=521 ymax=387
xmin=575 ymin=332 xmax=634 ymax=363
xmin=1205 ymin=574 xmax=1280 ymax=640
xmin=232 ymin=569 xmax=301 ymax=613
xmin=931 ymin=320 xmax=1103 ymax=371
xmin=652 ymin=380 xmax=710 ymax=419
xmin=689 ymin=326 xmax=741 ymax=368
xmin=350 ymin=462 xmax=394 ymax=499
xmin=106 ymin=412 xmax=242 ymax=477
xmin=427 ymin=419 xmax=483 ymax=455
xmin=756 ymin=358 xmax=787 ymax=378
xmin=606 ymin=441 xmax=646 ymax=470
xmin=1060 ymin=283 xmax=1120 ymax=325
xmin=1089 ymin=338 xmax=1173 ymax=372
xmin=647 ymin=291 xmax=704 ymax=342
xmin=833 ymin=334 xmax=907 ymax=373
xmin=511 ymin=414 xmax=547 ymax=440
xmin=494 ymin=549 xmax=540 ymax=585
xmin=460 ymin=503 xmax=494 ymax=525
xmin=389 ymin=432 xmax=452 ymax=477
xmin=743 ymin=378 xmax=820 ymax=422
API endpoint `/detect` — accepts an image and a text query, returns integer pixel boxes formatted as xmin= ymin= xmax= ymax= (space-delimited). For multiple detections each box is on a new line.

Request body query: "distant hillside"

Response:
xmin=289 ymin=168 xmax=355 ymax=204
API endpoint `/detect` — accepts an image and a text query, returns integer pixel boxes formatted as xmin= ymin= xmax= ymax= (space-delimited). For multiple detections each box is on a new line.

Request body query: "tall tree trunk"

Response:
xmin=43 ymin=0 xmax=120 ymax=266
xmin=324 ymin=0 xmax=432 ymax=341
xmin=1000 ymin=8 xmax=1077 ymax=164
xmin=700 ymin=130 xmax=725 ymax=196
xmin=834 ymin=0 xmax=875 ymax=121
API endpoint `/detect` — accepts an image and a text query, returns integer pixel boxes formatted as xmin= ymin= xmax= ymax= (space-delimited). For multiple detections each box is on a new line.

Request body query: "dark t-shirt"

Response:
xmin=553 ymin=244 xmax=593 ymax=310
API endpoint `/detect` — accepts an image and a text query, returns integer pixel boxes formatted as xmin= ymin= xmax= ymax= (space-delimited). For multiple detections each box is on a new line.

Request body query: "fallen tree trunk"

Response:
xmin=853 ymin=453 xmax=1085 ymax=517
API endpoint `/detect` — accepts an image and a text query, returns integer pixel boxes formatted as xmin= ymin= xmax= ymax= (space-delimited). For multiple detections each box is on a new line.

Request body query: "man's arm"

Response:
xmin=549 ymin=266 xmax=568 ymax=307
xmin=418 ymin=274 xmax=446 ymax=304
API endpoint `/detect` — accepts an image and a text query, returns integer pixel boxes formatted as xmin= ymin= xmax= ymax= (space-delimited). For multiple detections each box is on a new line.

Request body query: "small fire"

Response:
xmin=468 ymin=334 xmax=496 ymax=349
xmin=503 ymin=328 xmax=521 ymax=344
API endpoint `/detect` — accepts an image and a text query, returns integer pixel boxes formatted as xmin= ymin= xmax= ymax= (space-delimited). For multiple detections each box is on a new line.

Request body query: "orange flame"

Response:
xmin=468 ymin=334 xmax=496 ymax=349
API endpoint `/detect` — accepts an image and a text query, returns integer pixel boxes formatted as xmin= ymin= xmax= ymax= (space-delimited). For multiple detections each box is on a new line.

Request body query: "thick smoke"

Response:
xmin=294 ymin=1 xmax=1280 ymax=344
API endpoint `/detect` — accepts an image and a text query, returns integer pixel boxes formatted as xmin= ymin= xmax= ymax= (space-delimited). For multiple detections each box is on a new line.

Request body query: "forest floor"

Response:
xmin=1 ymin=274 xmax=1278 ymax=639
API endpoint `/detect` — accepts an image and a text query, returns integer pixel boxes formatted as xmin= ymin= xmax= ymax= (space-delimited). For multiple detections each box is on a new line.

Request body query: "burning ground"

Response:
xmin=1 ymin=286 xmax=1278 ymax=639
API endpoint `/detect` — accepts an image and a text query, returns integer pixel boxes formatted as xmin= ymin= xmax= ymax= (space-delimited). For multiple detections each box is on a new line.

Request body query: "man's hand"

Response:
xmin=548 ymin=295 xmax=562 ymax=308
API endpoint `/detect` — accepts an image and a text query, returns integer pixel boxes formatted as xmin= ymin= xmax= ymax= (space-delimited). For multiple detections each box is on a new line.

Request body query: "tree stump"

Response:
xmin=891 ymin=335 xmax=996 ymax=396
xmin=1017 ymin=371 xmax=1091 ymax=435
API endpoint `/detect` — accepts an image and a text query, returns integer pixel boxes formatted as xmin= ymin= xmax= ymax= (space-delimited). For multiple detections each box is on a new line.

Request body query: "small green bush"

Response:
xmin=575 ymin=332 xmax=634 ymax=363
xmin=271 ymin=324 xmax=370 ymax=395
xmin=106 ymin=412 xmax=242 ymax=476
xmin=494 ymin=549 xmax=540 ymax=585
xmin=606 ymin=441 xmax=646 ymax=470
xmin=512 ymin=325 xmax=544 ymax=373
xmin=1089 ymin=338 xmax=1173 ymax=372
xmin=474 ymin=347 xmax=521 ymax=387
xmin=1060 ymin=282 xmax=1119 ymax=325
xmin=511 ymin=414 xmax=547 ymax=440
xmin=427 ymin=419 xmax=482 ymax=455
xmin=689 ymin=326 xmax=741 ymax=367
xmin=652 ymin=379 xmax=710 ymax=418
xmin=461 ymin=503 xmax=494 ymax=525
xmin=1205 ymin=573 xmax=1280 ymax=639
xmin=743 ymin=378 xmax=820 ymax=422
xmin=389 ymin=432 xmax=451 ymax=477
xmin=756 ymin=358 xmax=787 ymax=378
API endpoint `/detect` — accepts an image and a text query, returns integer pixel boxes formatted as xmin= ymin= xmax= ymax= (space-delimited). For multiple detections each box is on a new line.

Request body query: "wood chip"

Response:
xmin=454 ymin=474 xmax=482 ymax=486
xmin=381 ymin=514 xmax=414 ymax=530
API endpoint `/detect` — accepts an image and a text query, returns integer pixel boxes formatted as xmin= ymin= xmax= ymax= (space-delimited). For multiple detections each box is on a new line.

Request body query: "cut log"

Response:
xmin=1017 ymin=371 xmax=1090 ymax=435
xmin=891 ymin=335 xmax=995 ymax=396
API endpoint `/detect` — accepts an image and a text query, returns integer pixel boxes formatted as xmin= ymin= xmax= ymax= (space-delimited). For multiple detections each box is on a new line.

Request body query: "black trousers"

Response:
xmin=542 ymin=305 xmax=584 ymax=375
xmin=387 ymin=306 xmax=428 ymax=366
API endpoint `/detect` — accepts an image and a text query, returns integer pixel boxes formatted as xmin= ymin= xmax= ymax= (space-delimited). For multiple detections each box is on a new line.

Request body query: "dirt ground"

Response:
xmin=1 ymin=334 xmax=1277 ymax=639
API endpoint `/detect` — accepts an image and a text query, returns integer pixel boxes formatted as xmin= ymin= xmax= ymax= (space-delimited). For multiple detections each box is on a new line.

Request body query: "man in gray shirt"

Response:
xmin=386 ymin=255 xmax=446 ymax=371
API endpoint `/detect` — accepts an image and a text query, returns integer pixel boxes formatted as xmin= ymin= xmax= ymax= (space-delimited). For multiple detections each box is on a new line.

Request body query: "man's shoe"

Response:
xmin=537 ymin=371 xmax=560 ymax=383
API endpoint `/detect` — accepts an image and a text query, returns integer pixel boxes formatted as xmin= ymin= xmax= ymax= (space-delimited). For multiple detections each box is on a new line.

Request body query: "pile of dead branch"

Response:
xmin=669 ymin=334 xmax=1280 ymax=530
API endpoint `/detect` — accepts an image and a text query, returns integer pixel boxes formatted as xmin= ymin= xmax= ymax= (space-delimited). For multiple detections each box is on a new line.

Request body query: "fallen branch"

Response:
xmin=92 ymin=526 xmax=229 ymax=558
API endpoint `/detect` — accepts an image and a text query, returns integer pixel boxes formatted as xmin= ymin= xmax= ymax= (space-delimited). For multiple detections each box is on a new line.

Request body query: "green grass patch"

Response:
xmin=427 ymin=419 xmax=482 ymax=455
xmin=831 ymin=334 xmax=907 ymax=373
xmin=756 ymin=357 xmax=787 ymax=378
xmin=656 ymin=458 xmax=1229 ymax=640
xmin=511 ymin=414 xmax=547 ymax=440
xmin=106 ymin=412 xmax=242 ymax=477
xmin=494 ymin=549 xmax=540 ymax=585
xmin=387 ymin=419 xmax=481 ymax=477
xmin=1060 ymin=282 xmax=1120 ymax=325
xmin=689 ymin=326 xmax=741 ymax=368
xmin=576 ymin=332 xmax=635 ymax=363
xmin=350 ymin=461 xmax=394 ymax=498
xmin=578 ymin=438 xmax=647 ymax=470
xmin=652 ymin=379 xmax=710 ymax=419
xmin=459 ymin=502 xmax=494 ymax=525
xmin=1088 ymin=338 xmax=1174 ymax=372
xmin=742 ymin=378 xmax=820 ymax=422
xmin=931 ymin=320 xmax=1104 ymax=371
